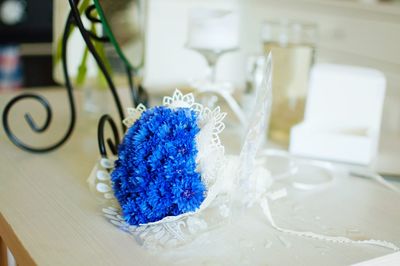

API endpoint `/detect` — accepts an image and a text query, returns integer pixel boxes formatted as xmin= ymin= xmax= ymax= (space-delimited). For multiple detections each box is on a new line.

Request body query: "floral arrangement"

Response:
xmin=90 ymin=89 xmax=229 ymax=247
xmin=111 ymin=106 xmax=205 ymax=225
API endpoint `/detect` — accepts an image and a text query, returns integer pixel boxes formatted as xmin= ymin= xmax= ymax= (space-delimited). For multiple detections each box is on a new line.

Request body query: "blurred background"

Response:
xmin=0 ymin=0 xmax=54 ymax=88
xmin=1 ymin=0 xmax=400 ymax=174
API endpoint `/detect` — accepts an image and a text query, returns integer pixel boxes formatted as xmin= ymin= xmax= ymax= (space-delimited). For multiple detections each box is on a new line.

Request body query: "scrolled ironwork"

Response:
xmin=68 ymin=0 xmax=127 ymax=132
xmin=2 ymin=0 xmax=147 ymax=154
xmin=97 ymin=114 xmax=120 ymax=159
xmin=1 ymin=10 xmax=77 ymax=153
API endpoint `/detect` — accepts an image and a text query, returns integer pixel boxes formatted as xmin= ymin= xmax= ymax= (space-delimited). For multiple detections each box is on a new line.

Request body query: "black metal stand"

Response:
xmin=2 ymin=0 xmax=147 ymax=155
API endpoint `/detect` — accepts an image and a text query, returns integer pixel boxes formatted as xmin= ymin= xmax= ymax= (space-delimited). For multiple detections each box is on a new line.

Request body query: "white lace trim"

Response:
xmin=102 ymin=205 xmax=188 ymax=249
xmin=123 ymin=103 xmax=146 ymax=127
xmin=259 ymin=197 xmax=399 ymax=251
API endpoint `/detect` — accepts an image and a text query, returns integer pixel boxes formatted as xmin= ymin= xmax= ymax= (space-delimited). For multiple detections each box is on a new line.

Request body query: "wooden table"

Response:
xmin=1 ymin=88 xmax=399 ymax=266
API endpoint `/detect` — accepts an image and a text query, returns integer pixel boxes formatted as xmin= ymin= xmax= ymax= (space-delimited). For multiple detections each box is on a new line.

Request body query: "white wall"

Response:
xmin=143 ymin=0 xmax=243 ymax=90
xmin=144 ymin=0 xmax=400 ymax=127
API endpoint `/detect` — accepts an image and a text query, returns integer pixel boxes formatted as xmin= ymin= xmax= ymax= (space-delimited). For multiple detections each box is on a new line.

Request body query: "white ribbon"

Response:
xmin=258 ymin=196 xmax=399 ymax=251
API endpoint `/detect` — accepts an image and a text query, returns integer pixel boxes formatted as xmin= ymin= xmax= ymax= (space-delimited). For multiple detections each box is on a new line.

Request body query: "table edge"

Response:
xmin=0 ymin=212 xmax=36 ymax=266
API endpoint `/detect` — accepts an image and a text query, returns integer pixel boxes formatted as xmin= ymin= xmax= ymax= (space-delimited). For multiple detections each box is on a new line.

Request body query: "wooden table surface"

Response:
xmin=1 ymin=88 xmax=399 ymax=266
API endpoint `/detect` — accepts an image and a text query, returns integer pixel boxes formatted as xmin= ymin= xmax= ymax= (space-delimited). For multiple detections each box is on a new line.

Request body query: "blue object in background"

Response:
xmin=0 ymin=45 xmax=22 ymax=91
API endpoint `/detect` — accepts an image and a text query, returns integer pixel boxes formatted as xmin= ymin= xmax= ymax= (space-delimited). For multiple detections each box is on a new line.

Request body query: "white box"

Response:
xmin=289 ymin=64 xmax=386 ymax=165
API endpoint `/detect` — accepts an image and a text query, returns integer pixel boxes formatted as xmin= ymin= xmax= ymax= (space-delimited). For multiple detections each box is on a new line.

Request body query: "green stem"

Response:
xmin=75 ymin=46 xmax=89 ymax=86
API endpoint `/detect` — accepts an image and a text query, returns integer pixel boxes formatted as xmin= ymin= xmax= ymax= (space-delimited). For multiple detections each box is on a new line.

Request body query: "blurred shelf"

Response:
xmin=20 ymin=43 xmax=52 ymax=56
xmin=253 ymin=0 xmax=400 ymax=21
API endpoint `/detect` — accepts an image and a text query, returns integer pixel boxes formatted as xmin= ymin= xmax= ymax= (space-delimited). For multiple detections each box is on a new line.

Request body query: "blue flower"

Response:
xmin=111 ymin=106 xmax=206 ymax=225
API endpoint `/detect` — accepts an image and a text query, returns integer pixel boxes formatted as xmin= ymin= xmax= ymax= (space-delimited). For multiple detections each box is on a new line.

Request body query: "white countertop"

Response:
xmin=0 ymin=88 xmax=399 ymax=266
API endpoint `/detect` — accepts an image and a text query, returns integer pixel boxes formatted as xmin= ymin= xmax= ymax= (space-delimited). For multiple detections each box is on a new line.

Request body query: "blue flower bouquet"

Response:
xmin=89 ymin=89 xmax=234 ymax=248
